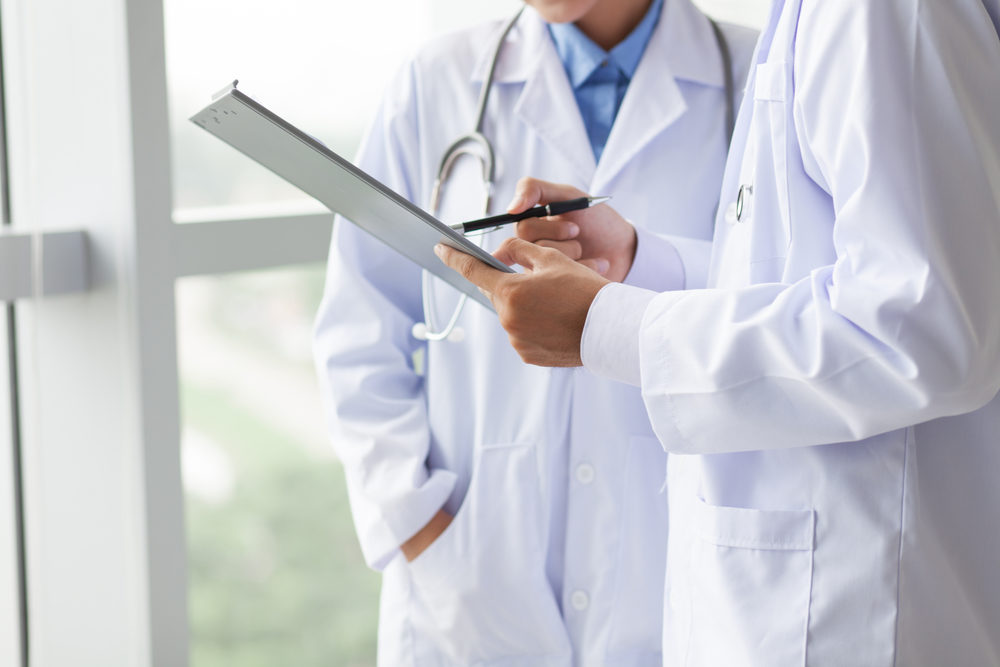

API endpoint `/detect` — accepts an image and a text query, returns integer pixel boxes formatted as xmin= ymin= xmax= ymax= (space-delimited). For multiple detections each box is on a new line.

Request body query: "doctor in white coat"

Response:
xmin=313 ymin=0 xmax=755 ymax=664
xmin=437 ymin=0 xmax=1000 ymax=665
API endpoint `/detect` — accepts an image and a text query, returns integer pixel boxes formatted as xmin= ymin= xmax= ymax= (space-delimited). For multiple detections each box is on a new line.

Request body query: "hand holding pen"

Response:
xmin=504 ymin=178 xmax=637 ymax=283
xmin=453 ymin=196 xmax=611 ymax=234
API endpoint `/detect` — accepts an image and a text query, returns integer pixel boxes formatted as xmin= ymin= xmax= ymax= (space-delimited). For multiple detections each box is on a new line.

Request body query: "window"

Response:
xmin=163 ymin=1 xmax=519 ymax=664
xmin=0 ymin=0 xmax=770 ymax=664
xmin=177 ymin=267 xmax=382 ymax=665
xmin=166 ymin=0 xmax=522 ymax=213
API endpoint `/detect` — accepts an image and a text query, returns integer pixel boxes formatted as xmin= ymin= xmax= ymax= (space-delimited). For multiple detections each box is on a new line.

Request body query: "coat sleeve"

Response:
xmin=626 ymin=227 xmax=712 ymax=291
xmin=313 ymin=61 xmax=456 ymax=569
xmin=585 ymin=0 xmax=1000 ymax=454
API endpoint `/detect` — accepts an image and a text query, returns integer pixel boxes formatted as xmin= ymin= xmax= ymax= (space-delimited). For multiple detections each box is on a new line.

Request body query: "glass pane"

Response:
xmin=165 ymin=0 xmax=520 ymax=214
xmin=177 ymin=267 xmax=378 ymax=666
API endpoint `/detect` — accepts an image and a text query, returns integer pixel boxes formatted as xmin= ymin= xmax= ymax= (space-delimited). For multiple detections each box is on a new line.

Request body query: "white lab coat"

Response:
xmin=313 ymin=3 xmax=755 ymax=665
xmin=582 ymin=1 xmax=1000 ymax=665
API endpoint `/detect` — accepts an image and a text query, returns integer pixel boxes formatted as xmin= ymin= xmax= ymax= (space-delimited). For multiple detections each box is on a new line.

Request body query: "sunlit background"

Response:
xmin=164 ymin=1 xmax=770 ymax=664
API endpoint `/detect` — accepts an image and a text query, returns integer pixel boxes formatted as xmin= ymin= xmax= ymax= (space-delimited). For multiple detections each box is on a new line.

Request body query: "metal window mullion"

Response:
xmin=123 ymin=0 xmax=189 ymax=663
xmin=172 ymin=212 xmax=333 ymax=278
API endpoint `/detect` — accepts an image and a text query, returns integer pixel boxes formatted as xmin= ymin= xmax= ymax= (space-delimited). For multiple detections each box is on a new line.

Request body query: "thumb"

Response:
xmin=435 ymin=243 xmax=505 ymax=293
xmin=493 ymin=237 xmax=551 ymax=270
xmin=507 ymin=177 xmax=588 ymax=213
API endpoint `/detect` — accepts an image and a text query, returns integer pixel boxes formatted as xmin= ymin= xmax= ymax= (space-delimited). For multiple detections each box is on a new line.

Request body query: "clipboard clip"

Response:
xmin=213 ymin=79 xmax=239 ymax=102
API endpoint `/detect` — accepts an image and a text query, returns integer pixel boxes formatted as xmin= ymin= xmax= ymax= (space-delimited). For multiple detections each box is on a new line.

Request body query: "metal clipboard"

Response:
xmin=189 ymin=81 xmax=513 ymax=309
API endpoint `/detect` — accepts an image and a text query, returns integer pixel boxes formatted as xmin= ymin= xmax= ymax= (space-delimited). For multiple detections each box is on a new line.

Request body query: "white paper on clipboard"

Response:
xmin=189 ymin=81 xmax=513 ymax=309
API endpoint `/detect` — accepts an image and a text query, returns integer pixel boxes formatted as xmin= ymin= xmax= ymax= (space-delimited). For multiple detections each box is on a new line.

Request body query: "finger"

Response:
xmin=478 ymin=286 xmax=497 ymax=309
xmin=493 ymin=236 xmax=566 ymax=270
xmin=435 ymin=243 xmax=508 ymax=293
xmin=536 ymin=239 xmax=583 ymax=261
xmin=578 ymin=257 xmax=611 ymax=276
xmin=516 ymin=218 xmax=580 ymax=242
xmin=507 ymin=177 xmax=588 ymax=213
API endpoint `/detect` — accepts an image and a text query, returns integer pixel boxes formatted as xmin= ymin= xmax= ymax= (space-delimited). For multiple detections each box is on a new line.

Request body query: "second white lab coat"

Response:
xmin=582 ymin=1 xmax=1000 ymax=665
xmin=313 ymin=3 xmax=756 ymax=666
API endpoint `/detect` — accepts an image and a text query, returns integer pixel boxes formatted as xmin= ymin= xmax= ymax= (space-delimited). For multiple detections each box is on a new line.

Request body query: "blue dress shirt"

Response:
xmin=547 ymin=0 xmax=664 ymax=162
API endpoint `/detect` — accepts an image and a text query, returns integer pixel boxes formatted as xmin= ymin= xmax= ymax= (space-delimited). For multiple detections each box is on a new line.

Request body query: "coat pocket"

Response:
xmin=685 ymin=497 xmax=814 ymax=667
xmin=406 ymin=442 xmax=571 ymax=665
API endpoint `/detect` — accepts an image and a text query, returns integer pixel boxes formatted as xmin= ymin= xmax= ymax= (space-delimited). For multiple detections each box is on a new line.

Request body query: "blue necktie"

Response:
xmin=576 ymin=61 xmax=628 ymax=162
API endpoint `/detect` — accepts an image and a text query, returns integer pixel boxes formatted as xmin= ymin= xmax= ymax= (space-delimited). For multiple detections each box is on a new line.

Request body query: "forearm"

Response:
xmin=400 ymin=509 xmax=453 ymax=561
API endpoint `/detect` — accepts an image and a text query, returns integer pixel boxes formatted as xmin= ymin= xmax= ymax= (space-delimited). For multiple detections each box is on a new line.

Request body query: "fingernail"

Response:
xmin=567 ymin=223 xmax=580 ymax=237
xmin=507 ymin=194 xmax=524 ymax=211
xmin=434 ymin=244 xmax=445 ymax=257
xmin=596 ymin=259 xmax=610 ymax=274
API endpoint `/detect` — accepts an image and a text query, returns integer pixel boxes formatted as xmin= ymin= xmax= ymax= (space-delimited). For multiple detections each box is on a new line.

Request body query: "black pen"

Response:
xmin=452 ymin=196 xmax=611 ymax=234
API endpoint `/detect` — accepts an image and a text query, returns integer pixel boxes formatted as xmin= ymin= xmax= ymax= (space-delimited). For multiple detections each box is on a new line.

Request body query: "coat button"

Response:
xmin=571 ymin=590 xmax=590 ymax=611
xmin=575 ymin=463 xmax=595 ymax=485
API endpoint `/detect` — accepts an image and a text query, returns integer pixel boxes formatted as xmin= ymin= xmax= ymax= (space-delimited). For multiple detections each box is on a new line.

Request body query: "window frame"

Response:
xmin=0 ymin=0 xmax=26 ymax=663
xmin=0 ymin=310 xmax=25 ymax=667
xmin=0 ymin=0 xmax=329 ymax=664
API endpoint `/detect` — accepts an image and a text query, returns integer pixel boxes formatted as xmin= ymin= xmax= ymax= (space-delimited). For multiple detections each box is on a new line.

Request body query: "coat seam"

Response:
xmin=891 ymin=427 xmax=910 ymax=667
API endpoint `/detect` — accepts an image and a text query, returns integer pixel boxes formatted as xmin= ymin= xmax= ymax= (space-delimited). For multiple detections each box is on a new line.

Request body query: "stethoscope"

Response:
xmin=413 ymin=8 xmax=735 ymax=343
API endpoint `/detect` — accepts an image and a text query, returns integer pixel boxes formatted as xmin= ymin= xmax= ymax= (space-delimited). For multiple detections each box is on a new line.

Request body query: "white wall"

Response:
xmin=694 ymin=0 xmax=771 ymax=28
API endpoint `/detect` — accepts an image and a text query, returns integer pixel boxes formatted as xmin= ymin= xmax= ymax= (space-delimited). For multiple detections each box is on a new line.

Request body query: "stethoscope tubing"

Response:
xmin=416 ymin=9 xmax=524 ymax=342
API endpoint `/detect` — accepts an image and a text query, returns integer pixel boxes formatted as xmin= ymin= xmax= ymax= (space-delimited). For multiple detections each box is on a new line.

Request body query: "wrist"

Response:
xmin=400 ymin=508 xmax=453 ymax=562
xmin=611 ymin=225 xmax=638 ymax=283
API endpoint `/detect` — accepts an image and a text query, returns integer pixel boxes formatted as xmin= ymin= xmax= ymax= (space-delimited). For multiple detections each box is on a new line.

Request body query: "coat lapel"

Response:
xmin=595 ymin=0 xmax=727 ymax=188
xmin=483 ymin=8 xmax=596 ymax=185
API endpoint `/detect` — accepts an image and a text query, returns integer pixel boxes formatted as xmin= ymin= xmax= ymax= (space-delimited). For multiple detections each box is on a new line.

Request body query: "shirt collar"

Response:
xmin=548 ymin=0 xmax=664 ymax=88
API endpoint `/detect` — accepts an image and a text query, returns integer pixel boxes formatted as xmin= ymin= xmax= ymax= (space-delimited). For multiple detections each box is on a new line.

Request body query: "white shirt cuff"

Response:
xmin=581 ymin=282 xmax=657 ymax=386
xmin=624 ymin=226 xmax=686 ymax=291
